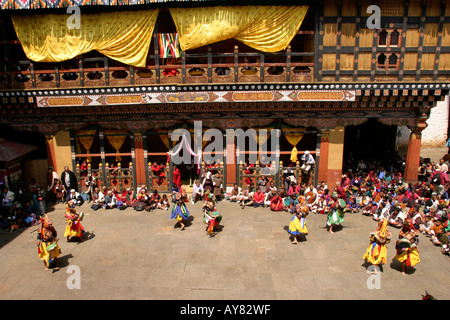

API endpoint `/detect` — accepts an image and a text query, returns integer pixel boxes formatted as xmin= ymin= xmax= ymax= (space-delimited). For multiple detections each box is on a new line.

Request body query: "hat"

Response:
xmin=70 ymin=189 xmax=75 ymax=192
xmin=304 ymin=150 xmax=310 ymax=155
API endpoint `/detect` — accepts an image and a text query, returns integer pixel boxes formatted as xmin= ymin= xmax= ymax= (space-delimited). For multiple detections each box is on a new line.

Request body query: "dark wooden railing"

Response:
xmin=0 ymin=46 xmax=314 ymax=90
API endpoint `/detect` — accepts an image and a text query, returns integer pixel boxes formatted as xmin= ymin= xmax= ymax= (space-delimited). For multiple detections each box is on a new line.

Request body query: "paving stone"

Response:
xmin=0 ymin=199 xmax=449 ymax=300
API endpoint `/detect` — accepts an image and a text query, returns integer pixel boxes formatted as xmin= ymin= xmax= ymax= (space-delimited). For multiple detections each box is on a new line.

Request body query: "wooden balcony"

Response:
xmin=0 ymin=46 xmax=314 ymax=91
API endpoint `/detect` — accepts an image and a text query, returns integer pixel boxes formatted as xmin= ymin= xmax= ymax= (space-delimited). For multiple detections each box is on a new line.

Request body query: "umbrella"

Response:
xmin=0 ymin=138 xmax=39 ymax=163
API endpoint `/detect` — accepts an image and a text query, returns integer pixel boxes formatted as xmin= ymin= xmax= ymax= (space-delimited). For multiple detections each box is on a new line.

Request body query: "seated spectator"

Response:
xmin=191 ymin=180 xmax=204 ymax=204
xmin=270 ymin=192 xmax=284 ymax=212
xmin=362 ymin=199 xmax=377 ymax=216
xmin=264 ymin=189 xmax=277 ymax=207
xmin=346 ymin=197 xmax=360 ymax=214
xmin=288 ymin=182 xmax=301 ymax=197
xmin=67 ymin=189 xmax=83 ymax=206
xmin=228 ymin=184 xmax=241 ymax=202
xmin=252 ymin=187 xmax=265 ymax=208
xmin=430 ymin=218 xmax=448 ymax=247
xmin=157 ymin=194 xmax=170 ymax=210
xmin=146 ymin=190 xmax=160 ymax=211
xmin=92 ymin=187 xmax=105 ymax=206
xmin=1 ymin=187 xmax=15 ymax=212
xmin=136 ymin=187 xmax=148 ymax=204
xmin=240 ymin=188 xmax=254 ymax=209
xmin=419 ymin=214 xmax=434 ymax=236
xmin=123 ymin=188 xmax=137 ymax=208
xmin=104 ymin=190 xmax=117 ymax=210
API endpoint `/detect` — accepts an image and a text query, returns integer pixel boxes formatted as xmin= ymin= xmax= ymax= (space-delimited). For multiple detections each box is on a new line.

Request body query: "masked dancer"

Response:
xmin=36 ymin=215 xmax=61 ymax=270
xmin=64 ymin=200 xmax=85 ymax=242
xmin=394 ymin=218 xmax=420 ymax=275
xmin=363 ymin=218 xmax=392 ymax=272
xmin=170 ymin=185 xmax=190 ymax=230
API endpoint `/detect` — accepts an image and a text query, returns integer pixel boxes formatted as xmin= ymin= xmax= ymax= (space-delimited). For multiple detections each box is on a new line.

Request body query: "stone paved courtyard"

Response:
xmin=0 ymin=199 xmax=449 ymax=300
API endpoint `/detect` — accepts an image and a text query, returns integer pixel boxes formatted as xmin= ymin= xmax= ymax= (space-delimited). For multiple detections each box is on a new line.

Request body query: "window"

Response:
xmin=378 ymin=30 xmax=388 ymax=46
xmin=376 ymin=29 xmax=401 ymax=70
xmin=390 ymin=30 xmax=399 ymax=46
xmin=376 ymin=53 xmax=399 ymax=70
xmin=377 ymin=53 xmax=387 ymax=66
xmin=377 ymin=29 xmax=401 ymax=48
xmin=388 ymin=54 xmax=398 ymax=69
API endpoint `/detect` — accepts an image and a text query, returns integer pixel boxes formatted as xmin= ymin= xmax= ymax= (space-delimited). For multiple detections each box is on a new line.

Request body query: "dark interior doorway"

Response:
xmin=343 ymin=118 xmax=402 ymax=173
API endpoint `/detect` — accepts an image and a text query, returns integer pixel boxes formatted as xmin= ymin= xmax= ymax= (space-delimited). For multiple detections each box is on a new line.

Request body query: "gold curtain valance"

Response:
xmin=11 ymin=9 xmax=159 ymax=67
xmin=170 ymin=5 xmax=308 ymax=52
xmin=104 ymin=130 xmax=128 ymax=162
xmin=76 ymin=130 xmax=97 ymax=161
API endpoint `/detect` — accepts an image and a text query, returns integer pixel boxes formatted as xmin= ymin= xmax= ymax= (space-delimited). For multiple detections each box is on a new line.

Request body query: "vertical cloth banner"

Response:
xmin=249 ymin=129 xmax=271 ymax=162
xmin=158 ymin=33 xmax=182 ymax=59
xmin=168 ymin=133 xmax=202 ymax=174
xmin=282 ymin=128 xmax=305 ymax=163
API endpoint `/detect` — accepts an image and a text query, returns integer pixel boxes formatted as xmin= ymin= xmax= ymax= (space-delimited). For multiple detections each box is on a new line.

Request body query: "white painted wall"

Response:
xmin=397 ymin=96 xmax=449 ymax=148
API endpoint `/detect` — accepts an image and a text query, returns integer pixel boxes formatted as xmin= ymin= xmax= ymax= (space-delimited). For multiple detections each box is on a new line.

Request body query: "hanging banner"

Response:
xmin=167 ymin=133 xmax=201 ymax=174
xmin=158 ymin=33 xmax=181 ymax=59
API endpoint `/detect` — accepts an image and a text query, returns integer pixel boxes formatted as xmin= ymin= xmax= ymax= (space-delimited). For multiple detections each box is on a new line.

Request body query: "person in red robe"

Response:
xmin=173 ymin=165 xmax=181 ymax=189
xmin=270 ymin=192 xmax=284 ymax=211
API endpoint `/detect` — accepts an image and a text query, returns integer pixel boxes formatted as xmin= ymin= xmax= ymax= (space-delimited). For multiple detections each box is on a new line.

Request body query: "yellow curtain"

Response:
xmin=202 ymin=131 xmax=216 ymax=149
xmin=170 ymin=6 xmax=308 ymax=52
xmin=254 ymin=129 xmax=271 ymax=149
xmin=282 ymin=128 xmax=305 ymax=163
xmin=11 ymin=9 xmax=159 ymax=67
xmin=76 ymin=130 xmax=97 ymax=161
xmin=158 ymin=130 xmax=170 ymax=150
xmin=245 ymin=128 xmax=271 ymax=163
xmin=104 ymin=130 xmax=128 ymax=162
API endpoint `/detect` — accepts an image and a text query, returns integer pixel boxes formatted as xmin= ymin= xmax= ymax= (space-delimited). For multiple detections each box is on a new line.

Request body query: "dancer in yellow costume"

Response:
xmin=363 ymin=218 xmax=391 ymax=271
xmin=64 ymin=200 xmax=85 ymax=241
xmin=36 ymin=215 xmax=61 ymax=270
xmin=288 ymin=204 xmax=308 ymax=244
xmin=395 ymin=218 xmax=420 ymax=275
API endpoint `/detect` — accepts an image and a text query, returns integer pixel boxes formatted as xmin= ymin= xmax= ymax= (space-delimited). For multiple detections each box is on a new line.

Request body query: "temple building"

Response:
xmin=0 ymin=0 xmax=449 ymax=193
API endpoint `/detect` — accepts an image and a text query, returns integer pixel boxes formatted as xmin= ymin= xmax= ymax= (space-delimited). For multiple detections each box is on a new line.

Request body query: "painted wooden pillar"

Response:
xmin=52 ymin=131 xmax=71 ymax=176
xmin=327 ymin=126 xmax=345 ymax=189
xmin=404 ymin=128 xmax=423 ymax=182
xmin=317 ymin=129 xmax=330 ymax=183
xmin=225 ymin=132 xmax=236 ymax=187
xmin=45 ymin=135 xmax=58 ymax=172
xmin=134 ymin=133 xmax=146 ymax=186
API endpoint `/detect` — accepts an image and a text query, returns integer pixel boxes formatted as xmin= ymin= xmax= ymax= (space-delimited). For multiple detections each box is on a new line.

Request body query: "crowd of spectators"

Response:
xmin=2 ymin=154 xmax=449 ymax=257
